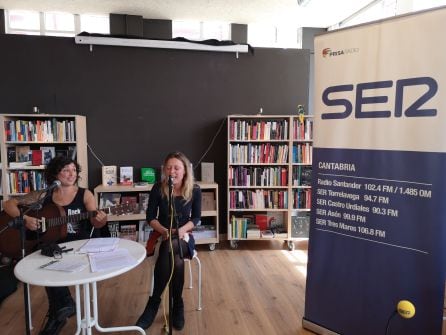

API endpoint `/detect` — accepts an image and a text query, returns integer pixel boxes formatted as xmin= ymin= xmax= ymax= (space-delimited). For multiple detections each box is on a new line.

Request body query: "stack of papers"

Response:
xmin=88 ymin=248 xmax=137 ymax=272
xmin=40 ymin=260 xmax=88 ymax=272
xmin=78 ymin=238 xmax=120 ymax=253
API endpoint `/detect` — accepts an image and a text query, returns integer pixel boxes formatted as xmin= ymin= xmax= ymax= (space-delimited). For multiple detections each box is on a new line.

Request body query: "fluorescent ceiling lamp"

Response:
xmin=74 ymin=35 xmax=249 ymax=54
xmin=297 ymin=0 xmax=312 ymax=7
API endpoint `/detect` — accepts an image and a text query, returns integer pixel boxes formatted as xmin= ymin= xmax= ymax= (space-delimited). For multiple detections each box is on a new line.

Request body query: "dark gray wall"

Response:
xmin=0 ymin=34 xmax=310 ymax=231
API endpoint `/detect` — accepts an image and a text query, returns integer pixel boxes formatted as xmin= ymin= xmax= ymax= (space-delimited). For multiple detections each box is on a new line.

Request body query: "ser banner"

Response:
xmin=303 ymin=7 xmax=446 ymax=335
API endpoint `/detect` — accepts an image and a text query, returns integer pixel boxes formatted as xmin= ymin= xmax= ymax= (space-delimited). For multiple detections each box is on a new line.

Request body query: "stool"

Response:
xmin=150 ymin=250 xmax=202 ymax=311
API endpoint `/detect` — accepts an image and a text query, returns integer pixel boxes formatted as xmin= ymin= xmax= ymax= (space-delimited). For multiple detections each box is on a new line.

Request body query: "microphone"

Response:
xmin=45 ymin=180 xmax=61 ymax=192
xmin=168 ymin=175 xmax=174 ymax=187
xmin=385 ymin=300 xmax=416 ymax=335
xmin=397 ymin=300 xmax=415 ymax=319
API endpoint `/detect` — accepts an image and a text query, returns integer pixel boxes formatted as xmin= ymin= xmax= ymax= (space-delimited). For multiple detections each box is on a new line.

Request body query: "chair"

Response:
xmin=149 ymin=245 xmax=202 ymax=311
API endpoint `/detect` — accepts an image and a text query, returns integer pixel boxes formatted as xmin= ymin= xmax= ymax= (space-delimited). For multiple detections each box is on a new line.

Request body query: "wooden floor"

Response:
xmin=0 ymin=239 xmax=315 ymax=335
xmin=1 ymin=240 xmax=445 ymax=335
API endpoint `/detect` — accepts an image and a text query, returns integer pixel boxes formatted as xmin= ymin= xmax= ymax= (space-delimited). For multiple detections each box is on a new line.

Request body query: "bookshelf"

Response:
xmin=195 ymin=181 xmax=219 ymax=250
xmin=0 ymin=114 xmax=88 ymax=200
xmin=94 ymin=184 xmax=153 ymax=243
xmin=227 ymin=114 xmax=313 ymax=250
xmin=94 ymin=182 xmax=219 ymax=250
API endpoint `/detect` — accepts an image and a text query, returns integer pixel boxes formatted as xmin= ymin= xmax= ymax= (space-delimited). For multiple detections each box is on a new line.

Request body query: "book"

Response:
xmin=291 ymin=213 xmax=310 ymax=238
xmin=108 ymin=221 xmax=120 ymax=238
xmin=139 ymin=193 xmax=150 ymax=213
xmin=40 ymin=146 xmax=55 ymax=165
xmin=201 ymin=162 xmax=214 ymax=182
xmin=201 ymin=192 xmax=216 ymax=211
xmin=31 ymin=150 xmax=43 ymax=166
xmin=120 ymin=224 xmax=137 ymax=241
xmin=55 ymin=148 xmax=68 ymax=158
xmin=99 ymin=193 xmax=121 ymax=209
xmin=134 ymin=181 xmax=149 ymax=187
xmin=16 ymin=146 xmax=31 ymax=162
xmin=120 ymin=166 xmax=133 ymax=185
xmin=68 ymin=146 xmax=77 ymax=160
xmin=102 ymin=165 xmax=117 ymax=186
xmin=261 ymin=230 xmax=274 ymax=238
xmin=7 ymin=147 xmax=16 ymax=163
xmin=141 ymin=167 xmax=155 ymax=183
xmin=121 ymin=196 xmax=138 ymax=213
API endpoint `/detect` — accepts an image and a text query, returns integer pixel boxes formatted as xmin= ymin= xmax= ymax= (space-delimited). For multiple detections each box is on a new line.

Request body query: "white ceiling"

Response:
xmin=0 ymin=0 xmax=377 ymax=28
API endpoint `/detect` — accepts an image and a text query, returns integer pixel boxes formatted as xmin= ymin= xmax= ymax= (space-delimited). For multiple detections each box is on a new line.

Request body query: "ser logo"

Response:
xmin=321 ymin=77 xmax=438 ymax=119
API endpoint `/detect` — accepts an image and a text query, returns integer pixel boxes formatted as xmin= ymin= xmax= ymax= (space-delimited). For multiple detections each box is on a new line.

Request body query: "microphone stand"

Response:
xmin=3 ymin=190 xmax=52 ymax=335
xmin=166 ymin=178 xmax=183 ymax=334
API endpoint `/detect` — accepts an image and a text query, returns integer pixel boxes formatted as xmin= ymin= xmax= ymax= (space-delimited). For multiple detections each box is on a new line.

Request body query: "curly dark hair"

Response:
xmin=44 ymin=156 xmax=82 ymax=185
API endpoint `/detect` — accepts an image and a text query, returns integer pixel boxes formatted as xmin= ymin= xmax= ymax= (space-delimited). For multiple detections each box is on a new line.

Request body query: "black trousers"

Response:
xmin=45 ymin=286 xmax=71 ymax=315
xmin=151 ymin=238 xmax=190 ymax=302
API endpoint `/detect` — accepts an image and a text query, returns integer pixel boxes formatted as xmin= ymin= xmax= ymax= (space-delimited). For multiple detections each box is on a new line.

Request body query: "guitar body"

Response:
xmin=0 ymin=202 xmax=134 ymax=259
xmin=0 ymin=203 xmax=66 ymax=259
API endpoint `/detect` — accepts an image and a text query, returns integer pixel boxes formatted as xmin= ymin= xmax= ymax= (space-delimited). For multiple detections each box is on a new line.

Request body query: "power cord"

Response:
xmin=193 ymin=118 xmax=226 ymax=169
xmin=87 ymin=117 xmax=226 ymax=171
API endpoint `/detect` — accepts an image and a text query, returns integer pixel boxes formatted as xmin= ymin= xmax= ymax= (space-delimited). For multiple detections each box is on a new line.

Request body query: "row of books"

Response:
xmin=228 ymin=166 xmax=288 ymax=187
xmin=229 ymin=190 xmax=288 ymax=209
xmin=231 ymin=213 xmax=286 ymax=239
xmin=102 ymin=166 xmax=156 ymax=186
xmin=292 ymin=143 xmax=313 ymax=164
xmin=293 ymin=189 xmax=312 ymax=209
xmin=229 ymin=119 xmax=289 ymax=141
xmin=8 ymin=170 xmax=47 ymax=194
xmin=4 ymin=119 xmax=76 ymax=142
xmin=292 ymin=166 xmax=312 ymax=187
xmin=293 ymin=118 xmax=313 ymax=141
xmin=8 ymin=145 xmax=76 ymax=167
xmin=108 ymin=221 xmax=153 ymax=243
xmin=99 ymin=192 xmax=149 ymax=214
xmin=229 ymin=143 xmax=289 ymax=164
xmin=193 ymin=225 xmax=217 ymax=240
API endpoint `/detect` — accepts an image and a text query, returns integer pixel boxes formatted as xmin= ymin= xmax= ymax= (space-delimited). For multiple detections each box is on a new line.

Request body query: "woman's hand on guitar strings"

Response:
xmin=24 ymin=215 xmax=40 ymax=231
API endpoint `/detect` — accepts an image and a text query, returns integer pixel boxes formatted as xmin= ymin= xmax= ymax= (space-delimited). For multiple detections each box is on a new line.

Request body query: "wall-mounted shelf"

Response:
xmin=75 ymin=35 xmax=249 ymax=56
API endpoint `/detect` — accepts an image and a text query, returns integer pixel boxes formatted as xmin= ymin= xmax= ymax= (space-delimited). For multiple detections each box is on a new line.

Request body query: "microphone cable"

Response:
xmin=385 ymin=310 xmax=397 ymax=335
xmin=162 ymin=186 xmax=176 ymax=331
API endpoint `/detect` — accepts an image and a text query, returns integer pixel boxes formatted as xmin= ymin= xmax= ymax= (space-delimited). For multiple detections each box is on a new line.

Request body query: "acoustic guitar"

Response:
xmin=0 ymin=202 xmax=135 ymax=259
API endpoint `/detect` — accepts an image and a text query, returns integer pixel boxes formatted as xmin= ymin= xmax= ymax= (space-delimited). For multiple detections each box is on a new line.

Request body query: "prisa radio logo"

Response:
xmin=322 ymin=47 xmax=359 ymax=58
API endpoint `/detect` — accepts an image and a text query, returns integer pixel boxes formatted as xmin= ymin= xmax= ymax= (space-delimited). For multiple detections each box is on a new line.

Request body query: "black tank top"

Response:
xmin=45 ymin=188 xmax=91 ymax=241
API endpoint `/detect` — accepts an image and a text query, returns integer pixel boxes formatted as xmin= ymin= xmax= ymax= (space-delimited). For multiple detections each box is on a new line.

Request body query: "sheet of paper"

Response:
xmin=40 ymin=259 xmax=88 ymax=272
xmin=88 ymin=248 xmax=137 ymax=272
xmin=78 ymin=237 xmax=120 ymax=253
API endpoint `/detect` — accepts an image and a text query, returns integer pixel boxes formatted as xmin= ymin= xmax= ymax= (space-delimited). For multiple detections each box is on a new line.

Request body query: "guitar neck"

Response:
xmin=47 ymin=211 xmax=96 ymax=228
xmin=43 ymin=203 xmax=133 ymax=229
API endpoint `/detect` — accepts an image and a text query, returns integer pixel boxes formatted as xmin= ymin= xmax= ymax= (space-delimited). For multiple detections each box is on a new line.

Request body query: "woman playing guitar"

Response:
xmin=3 ymin=156 xmax=107 ymax=335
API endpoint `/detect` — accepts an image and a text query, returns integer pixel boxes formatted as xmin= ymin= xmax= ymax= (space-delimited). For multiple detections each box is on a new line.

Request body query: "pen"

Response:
xmin=39 ymin=260 xmax=59 ymax=269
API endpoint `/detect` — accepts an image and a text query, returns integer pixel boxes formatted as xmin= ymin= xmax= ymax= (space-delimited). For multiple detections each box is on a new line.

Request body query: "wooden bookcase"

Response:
xmin=94 ymin=184 xmax=153 ymax=243
xmin=195 ymin=181 xmax=219 ymax=250
xmin=227 ymin=114 xmax=313 ymax=250
xmin=0 ymin=114 xmax=88 ymax=201
xmin=94 ymin=182 xmax=219 ymax=250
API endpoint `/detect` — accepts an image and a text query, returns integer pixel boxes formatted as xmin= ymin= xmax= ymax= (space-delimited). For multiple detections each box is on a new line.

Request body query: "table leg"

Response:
xmin=74 ymin=285 xmax=82 ymax=335
xmin=91 ymin=282 xmax=145 ymax=334
xmin=26 ymin=284 xmax=33 ymax=331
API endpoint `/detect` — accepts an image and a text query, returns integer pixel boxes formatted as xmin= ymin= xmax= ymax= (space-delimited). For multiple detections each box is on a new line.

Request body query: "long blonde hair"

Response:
xmin=161 ymin=152 xmax=194 ymax=202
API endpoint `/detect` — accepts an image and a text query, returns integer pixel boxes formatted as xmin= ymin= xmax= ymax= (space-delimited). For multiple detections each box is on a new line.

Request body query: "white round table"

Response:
xmin=14 ymin=238 xmax=146 ymax=335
